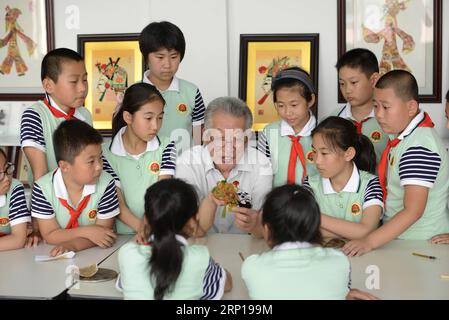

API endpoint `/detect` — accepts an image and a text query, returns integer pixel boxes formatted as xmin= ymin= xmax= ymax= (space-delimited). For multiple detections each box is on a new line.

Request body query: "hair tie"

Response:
xmin=271 ymin=68 xmax=315 ymax=93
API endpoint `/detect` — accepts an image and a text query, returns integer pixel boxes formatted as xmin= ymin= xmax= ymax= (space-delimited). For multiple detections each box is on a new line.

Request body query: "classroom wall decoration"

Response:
xmin=0 ymin=0 xmax=54 ymax=101
xmin=338 ymin=0 xmax=442 ymax=103
xmin=77 ymin=33 xmax=143 ymax=136
xmin=238 ymin=34 xmax=319 ymax=131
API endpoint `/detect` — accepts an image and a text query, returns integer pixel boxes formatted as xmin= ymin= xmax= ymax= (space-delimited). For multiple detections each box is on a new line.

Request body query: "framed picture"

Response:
xmin=77 ymin=33 xmax=144 ymax=135
xmin=239 ymin=34 xmax=319 ymax=131
xmin=0 ymin=0 xmax=54 ymax=101
xmin=337 ymin=0 xmax=442 ymax=103
xmin=13 ymin=147 xmax=30 ymax=188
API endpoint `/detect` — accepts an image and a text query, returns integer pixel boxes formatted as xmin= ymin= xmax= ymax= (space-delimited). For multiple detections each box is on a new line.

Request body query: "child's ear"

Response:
xmin=406 ymin=99 xmax=419 ymax=117
xmin=263 ymin=223 xmax=273 ymax=247
xmin=123 ymin=111 xmax=133 ymax=125
xmin=344 ymin=146 xmax=356 ymax=162
xmin=58 ymin=160 xmax=70 ymax=173
xmin=307 ymin=93 xmax=316 ymax=109
xmin=42 ymin=77 xmax=55 ymax=94
xmin=370 ymin=72 xmax=380 ymax=87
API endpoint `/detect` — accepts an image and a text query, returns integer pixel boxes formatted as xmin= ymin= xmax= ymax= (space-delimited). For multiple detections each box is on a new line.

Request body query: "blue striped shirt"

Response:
xmin=200 ymin=257 xmax=225 ymax=300
xmin=399 ymin=146 xmax=441 ymax=187
xmin=20 ymin=108 xmax=46 ymax=149
xmin=191 ymin=89 xmax=205 ymax=125
xmin=7 ymin=184 xmax=31 ymax=226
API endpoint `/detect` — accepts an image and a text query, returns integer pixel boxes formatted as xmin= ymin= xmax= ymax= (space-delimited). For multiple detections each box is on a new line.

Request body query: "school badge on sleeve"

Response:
xmin=87 ymin=209 xmax=97 ymax=222
xmin=351 ymin=203 xmax=361 ymax=216
xmin=148 ymin=161 xmax=160 ymax=175
xmin=306 ymin=150 xmax=315 ymax=163
xmin=0 ymin=217 xmax=9 ymax=227
xmin=177 ymin=103 xmax=188 ymax=114
xmin=370 ymin=131 xmax=382 ymax=143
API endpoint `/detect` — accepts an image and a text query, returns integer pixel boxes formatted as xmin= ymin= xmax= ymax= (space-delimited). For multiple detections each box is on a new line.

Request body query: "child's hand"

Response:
xmin=232 ymin=207 xmax=260 ymax=233
xmin=25 ymin=228 xmax=42 ymax=248
xmin=134 ymin=222 xmax=147 ymax=245
xmin=346 ymin=288 xmax=381 ymax=300
xmin=49 ymin=245 xmax=69 ymax=257
xmin=207 ymin=192 xmax=226 ymax=207
xmin=342 ymin=239 xmax=373 ymax=257
xmin=85 ymin=225 xmax=117 ymax=248
xmin=431 ymin=233 xmax=449 ymax=244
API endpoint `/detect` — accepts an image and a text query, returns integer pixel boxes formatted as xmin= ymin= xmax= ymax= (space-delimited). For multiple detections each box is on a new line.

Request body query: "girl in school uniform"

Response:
xmin=304 ymin=116 xmax=383 ymax=241
xmin=0 ymin=149 xmax=31 ymax=251
xmin=241 ymin=184 xmax=350 ymax=299
xmin=257 ymin=67 xmax=318 ymax=187
xmin=102 ymin=83 xmax=177 ymax=235
xmin=118 ymin=178 xmax=232 ymax=300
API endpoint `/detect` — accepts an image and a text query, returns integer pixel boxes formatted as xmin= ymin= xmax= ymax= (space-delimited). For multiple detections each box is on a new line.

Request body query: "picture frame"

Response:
xmin=13 ymin=147 xmax=30 ymax=188
xmin=0 ymin=0 xmax=54 ymax=101
xmin=239 ymin=34 xmax=319 ymax=131
xmin=77 ymin=33 xmax=144 ymax=136
xmin=337 ymin=0 xmax=442 ymax=103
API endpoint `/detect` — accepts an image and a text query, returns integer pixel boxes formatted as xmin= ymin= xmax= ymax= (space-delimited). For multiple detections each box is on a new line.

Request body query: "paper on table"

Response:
xmin=35 ymin=251 xmax=76 ymax=262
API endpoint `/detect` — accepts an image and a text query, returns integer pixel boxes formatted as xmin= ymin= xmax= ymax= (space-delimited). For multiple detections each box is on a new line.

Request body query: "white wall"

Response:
xmin=2 ymin=0 xmax=449 ymax=139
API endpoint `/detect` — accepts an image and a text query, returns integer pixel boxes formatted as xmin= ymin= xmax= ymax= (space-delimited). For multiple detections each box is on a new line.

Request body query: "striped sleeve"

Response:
xmin=200 ymin=257 xmax=225 ymax=300
xmin=102 ymin=155 xmax=121 ymax=188
xmin=8 ymin=184 xmax=31 ymax=226
xmin=31 ymin=183 xmax=55 ymax=219
xmin=399 ymin=146 xmax=441 ymax=188
xmin=362 ymin=177 xmax=384 ymax=210
xmin=97 ymin=179 xmax=120 ymax=219
xmin=20 ymin=108 xmax=46 ymax=152
xmin=257 ymin=130 xmax=271 ymax=159
xmin=160 ymin=141 xmax=176 ymax=176
xmin=191 ymin=89 xmax=205 ymax=126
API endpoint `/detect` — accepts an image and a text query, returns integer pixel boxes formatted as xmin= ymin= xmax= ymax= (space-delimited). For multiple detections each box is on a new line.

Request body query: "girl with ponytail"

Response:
xmin=118 ymin=178 xmax=232 ymax=299
xmin=304 ymin=116 xmax=384 ymax=245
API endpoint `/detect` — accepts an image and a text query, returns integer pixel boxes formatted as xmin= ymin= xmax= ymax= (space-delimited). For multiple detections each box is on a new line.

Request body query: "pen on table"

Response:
xmin=441 ymin=274 xmax=449 ymax=280
xmin=412 ymin=252 xmax=437 ymax=259
xmin=238 ymin=252 xmax=245 ymax=261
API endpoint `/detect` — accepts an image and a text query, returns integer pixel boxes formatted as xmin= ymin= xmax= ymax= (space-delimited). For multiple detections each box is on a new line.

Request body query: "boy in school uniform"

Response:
xmin=334 ymin=48 xmax=388 ymax=164
xmin=20 ymin=48 xmax=91 ymax=181
xmin=139 ymin=21 xmax=206 ymax=145
xmin=343 ymin=70 xmax=449 ymax=256
xmin=31 ymin=120 xmax=119 ymax=256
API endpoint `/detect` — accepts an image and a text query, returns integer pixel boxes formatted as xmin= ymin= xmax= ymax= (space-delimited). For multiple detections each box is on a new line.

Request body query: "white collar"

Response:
xmin=0 ymin=195 xmax=5 ymax=208
xmin=340 ymin=103 xmax=375 ymax=120
xmin=46 ymin=96 xmax=86 ymax=122
xmin=143 ymin=70 xmax=180 ymax=92
xmin=149 ymin=234 xmax=188 ymax=245
xmin=396 ymin=110 xmax=425 ymax=141
xmin=322 ymin=162 xmax=360 ymax=194
xmin=273 ymin=241 xmax=313 ymax=251
xmin=53 ymin=168 xmax=96 ymax=203
xmin=110 ymin=126 xmax=160 ymax=157
xmin=280 ymin=111 xmax=316 ymax=137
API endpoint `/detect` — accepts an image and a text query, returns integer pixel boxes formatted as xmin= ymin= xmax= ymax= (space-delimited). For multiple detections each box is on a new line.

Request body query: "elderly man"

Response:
xmin=175 ymin=97 xmax=273 ymax=236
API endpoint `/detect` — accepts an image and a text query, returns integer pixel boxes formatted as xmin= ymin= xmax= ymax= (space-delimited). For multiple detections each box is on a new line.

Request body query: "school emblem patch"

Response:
xmin=87 ymin=209 xmax=97 ymax=222
xmin=306 ymin=151 xmax=315 ymax=163
xmin=351 ymin=203 xmax=361 ymax=216
xmin=177 ymin=103 xmax=188 ymax=114
xmin=148 ymin=161 xmax=160 ymax=175
xmin=370 ymin=131 xmax=382 ymax=142
xmin=0 ymin=217 xmax=9 ymax=227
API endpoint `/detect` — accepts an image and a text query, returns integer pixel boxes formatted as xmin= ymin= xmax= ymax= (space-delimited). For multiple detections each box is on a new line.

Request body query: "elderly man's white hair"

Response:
xmin=204 ymin=97 xmax=253 ymax=130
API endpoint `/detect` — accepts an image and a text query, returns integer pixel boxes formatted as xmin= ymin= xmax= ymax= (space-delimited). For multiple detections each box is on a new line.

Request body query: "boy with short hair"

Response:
xmin=31 ymin=120 xmax=119 ymax=256
xmin=139 ymin=21 xmax=205 ymax=145
xmin=342 ymin=70 xmax=449 ymax=256
xmin=334 ymin=48 xmax=388 ymax=164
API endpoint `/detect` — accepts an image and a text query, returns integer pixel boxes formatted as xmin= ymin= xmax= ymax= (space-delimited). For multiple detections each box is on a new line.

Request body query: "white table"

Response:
xmin=0 ymin=235 xmax=132 ymax=299
xmin=67 ymin=234 xmax=449 ymax=300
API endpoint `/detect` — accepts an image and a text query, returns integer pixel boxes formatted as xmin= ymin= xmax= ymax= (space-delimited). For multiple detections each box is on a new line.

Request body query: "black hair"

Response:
xmin=445 ymin=89 xmax=449 ymax=102
xmin=262 ymin=184 xmax=322 ymax=246
xmin=144 ymin=178 xmax=199 ymax=300
xmin=375 ymin=69 xmax=419 ymax=103
xmin=139 ymin=21 xmax=186 ymax=66
xmin=53 ymin=119 xmax=103 ymax=164
xmin=41 ymin=48 xmax=84 ymax=82
xmin=272 ymin=66 xmax=314 ymax=103
xmin=111 ymin=82 xmax=165 ymax=140
xmin=336 ymin=48 xmax=379 ymax=78
xmin=312 ymin=116 xmax=376 ymax=174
